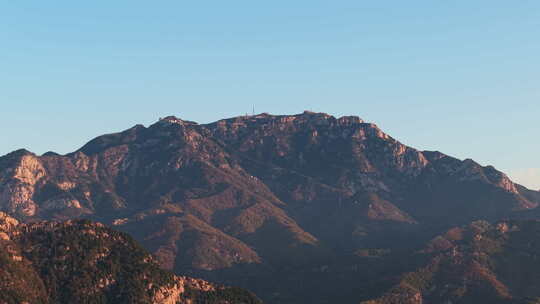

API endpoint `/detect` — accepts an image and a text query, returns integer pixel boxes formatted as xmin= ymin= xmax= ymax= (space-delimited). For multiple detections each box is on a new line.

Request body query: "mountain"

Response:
xmin=0 ymin=212 xmax=261 ymax=304
xmin=362 ymin=219 xmax=540 ymax=304
xmin=1 ymin=111 xmax=539 ymax=303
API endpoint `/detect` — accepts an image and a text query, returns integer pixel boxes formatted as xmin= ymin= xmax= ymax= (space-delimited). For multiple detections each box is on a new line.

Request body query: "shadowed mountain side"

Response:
xmin=363 ymin=220 xmax=540 ymax=304
xmin=1 ymin=112 xmax=539 ymax=303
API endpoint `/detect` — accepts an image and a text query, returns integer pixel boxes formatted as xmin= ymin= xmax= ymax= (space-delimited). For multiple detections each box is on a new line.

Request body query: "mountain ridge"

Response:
xmin=1 ymin=111 xmax=539 ymax=303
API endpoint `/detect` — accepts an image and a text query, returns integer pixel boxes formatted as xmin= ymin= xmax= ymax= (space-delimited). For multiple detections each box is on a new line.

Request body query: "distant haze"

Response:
xmin=508 ymin=168 xmax=540 ymax=191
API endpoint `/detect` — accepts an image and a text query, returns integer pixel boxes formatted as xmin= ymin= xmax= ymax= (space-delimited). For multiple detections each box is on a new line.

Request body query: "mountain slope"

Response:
xmin=0 ymin=212 xmax=261 ymax=304
xmin=1 ymin=111 xmax=539 ymax=303
xmin=363 ymin=220 xmax=540 ymax=304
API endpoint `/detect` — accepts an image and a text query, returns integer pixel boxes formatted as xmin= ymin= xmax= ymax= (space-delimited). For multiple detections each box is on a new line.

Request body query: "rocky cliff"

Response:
xmin=1 ymin=111 xmax=539 ymax=303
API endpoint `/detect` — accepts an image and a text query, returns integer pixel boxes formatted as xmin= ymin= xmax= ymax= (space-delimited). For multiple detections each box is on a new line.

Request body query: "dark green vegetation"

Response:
xmin=0 ymin=215 xmax=261 ymax=304
xmin=0 ymin=243 xmax=48 ymax=303
xmin=1 ymin=112 xmax=540 ymax=303
xmin=182 ymin=286 xmax=263 ymax=304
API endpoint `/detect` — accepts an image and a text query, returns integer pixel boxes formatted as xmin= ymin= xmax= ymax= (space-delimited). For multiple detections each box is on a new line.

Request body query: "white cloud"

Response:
xmin=508 ymin=168 xmax=540 ymax=191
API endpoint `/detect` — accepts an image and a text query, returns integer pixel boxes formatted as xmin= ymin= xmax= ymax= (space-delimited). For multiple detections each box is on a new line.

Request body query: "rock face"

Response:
xmin=0 ymin=215 xmax=261 ymax=304
xmin=1 ymin=111 xmax=539 ymax=303
xmin=0 ymin=211 xmax=18 ymax=240
xmin=0 ymin=151 xmax=46 ymax=216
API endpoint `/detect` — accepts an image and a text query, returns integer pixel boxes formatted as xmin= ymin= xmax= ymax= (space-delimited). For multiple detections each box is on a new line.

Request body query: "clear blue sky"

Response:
xmin=1 ymin=2 xmax=539 ymax=188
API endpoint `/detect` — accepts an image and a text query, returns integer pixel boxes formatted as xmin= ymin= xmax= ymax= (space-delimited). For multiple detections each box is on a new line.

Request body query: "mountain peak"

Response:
xmin=156 ymin=115 xmax=198 ymax=126
xmin=337 ymin=115 xmax=364 ymax=125
xmin=296 ymin=111 xmax=366 ymax=126
xmin=1 ymin=148 xmax=34 ymax=159
xmin=1 ymin=112 xmax=539 ymax=304
xmin=299 ymin=110 xmax=331 ymax=117
xmin=205 ymin=112 xmax=366 ymax=130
